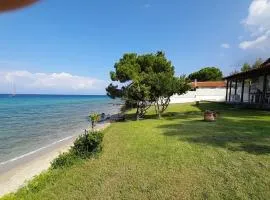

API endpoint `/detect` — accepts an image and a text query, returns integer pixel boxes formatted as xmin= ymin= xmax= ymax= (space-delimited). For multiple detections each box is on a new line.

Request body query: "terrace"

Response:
xmin=224 ymin=58 xmax=270 ymax=109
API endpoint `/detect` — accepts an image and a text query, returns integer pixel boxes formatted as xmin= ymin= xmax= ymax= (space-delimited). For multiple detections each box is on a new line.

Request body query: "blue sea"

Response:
xmin=0 ymin=94 xmax=120 ymax=164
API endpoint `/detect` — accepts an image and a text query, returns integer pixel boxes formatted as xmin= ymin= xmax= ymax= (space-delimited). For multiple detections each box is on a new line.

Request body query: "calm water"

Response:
xmin=0 ymin=94 xmax=120 ymax=163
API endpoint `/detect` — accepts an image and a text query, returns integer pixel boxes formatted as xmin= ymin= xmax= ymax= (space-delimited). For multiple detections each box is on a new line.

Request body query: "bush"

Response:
xmin=89 ymin=113 xmax=101 ymax=130
xmin=51 ymin=151 xmax=78 ymax=169
xmin=72 ymin=131 xmax=104 ymax=158
xmin=51 ymin=131 xmax=104 ymax=169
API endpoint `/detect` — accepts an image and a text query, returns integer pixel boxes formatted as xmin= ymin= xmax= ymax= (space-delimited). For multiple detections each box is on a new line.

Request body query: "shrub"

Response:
xmin=72 ymin=131 xmax=104 ymax=158
xmin=51 ymin=151 xmax=78 ymax=169
xmin=89 ymin=113 xmax=101 ymax=130
xmin=51 ymin=131 xmax=104 ymax=169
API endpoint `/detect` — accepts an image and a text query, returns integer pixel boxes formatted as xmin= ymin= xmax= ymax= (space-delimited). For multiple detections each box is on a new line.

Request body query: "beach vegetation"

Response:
xmin=89 ymin=113 xmax=101 ymax=130
xmin=51 ymin=131 xmax=103 ymax=169
xmin=72 ymin=131 xmax=104 ymax=158
xmin=51 ymin=151 xmax=79 ymax=169
xmin=106 ymin=51 xmax=190 ymax=120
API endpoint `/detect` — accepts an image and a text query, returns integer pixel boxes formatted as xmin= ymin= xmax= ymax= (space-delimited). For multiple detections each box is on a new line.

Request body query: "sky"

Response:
xmin=0 ymin=0 xmax=270 ymax=94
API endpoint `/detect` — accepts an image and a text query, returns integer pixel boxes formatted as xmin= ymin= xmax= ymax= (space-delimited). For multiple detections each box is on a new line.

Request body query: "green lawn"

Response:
xmin=3 ymin=102 xmax=270 ymax=200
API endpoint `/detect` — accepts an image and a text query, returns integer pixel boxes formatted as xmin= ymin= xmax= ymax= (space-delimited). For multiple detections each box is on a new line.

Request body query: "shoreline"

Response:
xmin=0 ymin=121 xmax=111 ymax=197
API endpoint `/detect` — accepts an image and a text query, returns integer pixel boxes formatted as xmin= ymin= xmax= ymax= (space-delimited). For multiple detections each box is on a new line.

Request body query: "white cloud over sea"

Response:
xmin=239 ymin=0 xmax=270 ymax=50
xmin=0 ymin=70 xmax=106 ymax=94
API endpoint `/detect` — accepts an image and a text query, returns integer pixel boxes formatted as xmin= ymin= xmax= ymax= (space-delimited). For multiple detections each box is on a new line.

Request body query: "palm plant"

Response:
xmin=89 ymin=113 xmax=100 ymax=130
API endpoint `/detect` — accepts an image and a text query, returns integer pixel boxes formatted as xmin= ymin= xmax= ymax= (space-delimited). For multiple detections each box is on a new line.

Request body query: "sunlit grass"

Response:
xmin=2 ymin=102 xmax=270 ymax=200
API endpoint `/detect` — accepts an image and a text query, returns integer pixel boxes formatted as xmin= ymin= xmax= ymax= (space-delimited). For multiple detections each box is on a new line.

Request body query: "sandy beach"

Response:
xmin=0 ymin=122 xmax=111 ymax=197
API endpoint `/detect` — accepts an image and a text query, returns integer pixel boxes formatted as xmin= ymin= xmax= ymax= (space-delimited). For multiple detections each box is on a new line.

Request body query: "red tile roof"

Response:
xmin=191 ymin=81 xmax=226 ymax=88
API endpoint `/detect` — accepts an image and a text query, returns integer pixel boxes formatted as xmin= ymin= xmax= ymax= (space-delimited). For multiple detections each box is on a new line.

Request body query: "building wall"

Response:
xmin=170 ymin=88 xmax=226 ymax=104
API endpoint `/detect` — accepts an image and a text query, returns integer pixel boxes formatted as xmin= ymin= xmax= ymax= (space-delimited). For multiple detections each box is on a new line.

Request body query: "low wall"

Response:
xmin=170 ymin=88 xmax=226 ymax=104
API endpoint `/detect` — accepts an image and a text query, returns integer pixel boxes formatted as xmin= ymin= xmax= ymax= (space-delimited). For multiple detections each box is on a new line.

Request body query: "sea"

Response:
xmin=0 ymin=94 xmax=121 ymax=165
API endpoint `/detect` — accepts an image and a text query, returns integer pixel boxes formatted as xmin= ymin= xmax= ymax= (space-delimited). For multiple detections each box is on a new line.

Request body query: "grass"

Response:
xmin=2 ymin=102 xmax=270 ymax=200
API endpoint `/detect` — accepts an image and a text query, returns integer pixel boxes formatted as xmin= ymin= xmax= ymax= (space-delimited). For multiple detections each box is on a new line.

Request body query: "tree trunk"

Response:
xmin=156 ymin=100 xmax=161 ymax=119
xmin=161 ymin=97 xmax=170 ymax=113
xmin=154 ymin=103 xmax=158 ymax=115
xmin=91 ymin=121 xmax=94 ymax=130
xmin=136 ymin=101 xmax=140 ymax=121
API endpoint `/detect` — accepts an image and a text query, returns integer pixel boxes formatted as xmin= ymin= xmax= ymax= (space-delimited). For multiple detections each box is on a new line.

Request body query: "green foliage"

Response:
xmin=241 ymin=62 xmax=251 ymax=72
xmin=89 ymin=113 xmax=101 ymax=129
xmin=106 ymin=51 xmax=190 ymax=119
xmin=51 ymin=152 xmax=79 ymax=169
xmin=106 ymin=83 xmax=124 ymax=99
xmin=111 ymin=53 xmax=140 ymax=83
xmin=89 ymin=113 xmax=100 ymax=123
xmin=239 ymin=58 xmax=264 ymax=73
xmin=188 ymin=67 xmax=223 ymax=81
xmin=147 ymin=74 xmax=191 ymax=117
xmin=50 ymin=131 xmax=104 ymax=169
xmin=72 ymin=131 xmax=104 ymax=158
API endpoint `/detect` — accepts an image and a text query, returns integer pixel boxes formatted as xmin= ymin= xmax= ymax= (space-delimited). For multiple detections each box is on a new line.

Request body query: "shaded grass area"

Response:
xmin=160 ymin=103 xmax=270 ymax=155
xmin=2 ymin=102 xmax=270 ymax=200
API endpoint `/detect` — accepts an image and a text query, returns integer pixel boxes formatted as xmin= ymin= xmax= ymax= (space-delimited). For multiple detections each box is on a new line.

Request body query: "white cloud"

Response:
xmin=239 ymin=0 xmax=270 ymax=50
xmin=221 ymin=43 xmax=230 ymax=49
xmin=0 ymin=70 xmax=106 ymax=94
xmin=239 ymin=30 xmax=270 ymax=49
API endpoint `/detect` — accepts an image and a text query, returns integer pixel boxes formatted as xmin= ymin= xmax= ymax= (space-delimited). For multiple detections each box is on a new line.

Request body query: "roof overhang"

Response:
xmin=224 ymin=58 xmax=270 ymax=81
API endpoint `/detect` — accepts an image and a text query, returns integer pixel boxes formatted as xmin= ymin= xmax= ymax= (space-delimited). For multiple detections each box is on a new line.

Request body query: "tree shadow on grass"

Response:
xmin=123 ymin=102 xmax=270 ymax=155
xmin=157 ymin=107 xmax=270 ymax=155
xmin=229 ymin=144 xmax=270 ymax=155
xmin=122 ymin=113 xmax=160 ymax=122
xmin=192 ymin=102 xmax=270 ymax=117
xmin=124 ymin=111 xmax=202 ymax=122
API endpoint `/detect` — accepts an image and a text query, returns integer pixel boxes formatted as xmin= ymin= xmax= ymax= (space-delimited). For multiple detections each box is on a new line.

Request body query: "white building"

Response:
xmin=170 ymin=81 xmax=226 ymax=104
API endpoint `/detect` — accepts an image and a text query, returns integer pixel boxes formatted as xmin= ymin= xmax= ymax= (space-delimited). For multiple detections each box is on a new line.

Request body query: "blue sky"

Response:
xmin=0 ymin=0 xmax=270 ymax=94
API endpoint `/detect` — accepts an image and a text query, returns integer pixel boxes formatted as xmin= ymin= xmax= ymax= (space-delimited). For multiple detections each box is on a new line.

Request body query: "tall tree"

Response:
xmin=188 ymin=67 xmax=223 ymax=81
xmin=106 ymin=53 xmax=151 ymax=120
xmin=106 ymin=51 xmax=190 ymax=120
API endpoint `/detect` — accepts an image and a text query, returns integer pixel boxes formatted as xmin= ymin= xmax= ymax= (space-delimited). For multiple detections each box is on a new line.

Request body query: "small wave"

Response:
xmin=0 ymin=135 xmax=73 ymax=166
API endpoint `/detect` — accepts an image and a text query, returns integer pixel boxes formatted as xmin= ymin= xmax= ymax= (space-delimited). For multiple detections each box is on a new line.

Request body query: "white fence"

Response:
xmin=170 ymin=88 xmax=226 ymax=104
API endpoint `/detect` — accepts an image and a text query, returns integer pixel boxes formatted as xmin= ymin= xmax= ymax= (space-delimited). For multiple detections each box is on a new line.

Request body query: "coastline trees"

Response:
xmin=106 ymin=51 xmax=190 ymax=120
